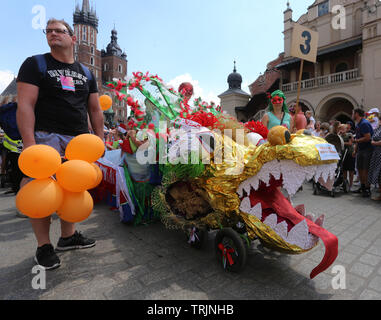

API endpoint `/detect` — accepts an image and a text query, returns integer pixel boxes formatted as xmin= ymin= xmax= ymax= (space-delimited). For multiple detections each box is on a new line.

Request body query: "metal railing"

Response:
xmin=282 ymin=69 xmax=360 ymax=93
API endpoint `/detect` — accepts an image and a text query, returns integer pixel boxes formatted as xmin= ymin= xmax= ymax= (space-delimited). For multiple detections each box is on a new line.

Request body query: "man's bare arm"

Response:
xmin=87 ymin=93 xmax=104 ymax=141
xmin=16 ymin=82 xmax=39 ymax=148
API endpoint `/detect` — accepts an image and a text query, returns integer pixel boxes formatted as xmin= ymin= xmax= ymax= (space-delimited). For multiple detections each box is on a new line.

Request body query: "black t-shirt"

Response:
xmin=17 ymin=53 xmax=98 ymax=136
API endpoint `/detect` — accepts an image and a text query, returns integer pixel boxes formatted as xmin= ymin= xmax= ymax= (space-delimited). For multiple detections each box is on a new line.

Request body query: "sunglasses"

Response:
xmin=43 ymin=28 xmax=72 ymax=36
xmin=271 ymin=96 xmax=284 ymax=104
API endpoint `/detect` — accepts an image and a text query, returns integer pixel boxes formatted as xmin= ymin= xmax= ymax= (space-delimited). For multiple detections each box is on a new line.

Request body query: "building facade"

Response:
xmin=243 ymin=0 xmax=381 ymax=123
xmin=278 ymin=0 xmax=381 ymax=122
xmin=218 ymin=62 xmax=251 ymax=121
xmin=73 ymin=0 xmax=128 ymax=126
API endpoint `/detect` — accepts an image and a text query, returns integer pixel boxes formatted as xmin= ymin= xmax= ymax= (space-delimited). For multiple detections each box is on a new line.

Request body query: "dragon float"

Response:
xmin=106 ymin=72 xmax=339 ymax=279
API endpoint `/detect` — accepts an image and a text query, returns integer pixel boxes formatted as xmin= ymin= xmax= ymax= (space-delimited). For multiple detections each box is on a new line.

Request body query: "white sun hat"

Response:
xmin=369 ymin=108 xmax=379 ymax=114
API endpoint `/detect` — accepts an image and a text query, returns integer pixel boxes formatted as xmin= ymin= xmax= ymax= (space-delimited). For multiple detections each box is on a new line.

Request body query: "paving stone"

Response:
xmin=2 ymin=182 xmax=381 ymax=300
xmin=359 ymin=289 xmax=381 ymax=300
xmin=343 ymin=244 xmax=365 ymax=255
xmin=352 ymin=239 xmax=372 ymax=249
xmin=336 ymin=251 xmax=358 ymax=265
xmin=140 ymin=267 xmax=176 ymax=286
xmin=367 ymin=245 xmax=381 ymax=257
xmin=368 ymin=276 xmax=381 ymax=293
xmin=359 ymin=253 xmax=381 ymax=267
xmin=104 ymin=279 xmax=144 ymax=299
xmin=349 ymin=262 xmax=375 ymax=278
xmin=346 ymin=274 xmax=366 ymax=293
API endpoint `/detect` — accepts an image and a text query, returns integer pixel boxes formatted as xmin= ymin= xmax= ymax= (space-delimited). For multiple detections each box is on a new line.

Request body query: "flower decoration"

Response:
xmin=245 ymin=121 xmax=269 ymax=139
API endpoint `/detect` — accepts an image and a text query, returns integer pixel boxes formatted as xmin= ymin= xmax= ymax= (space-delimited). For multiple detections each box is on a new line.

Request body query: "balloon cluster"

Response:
xmin=16 ymin=134 xmax=104 ymax=223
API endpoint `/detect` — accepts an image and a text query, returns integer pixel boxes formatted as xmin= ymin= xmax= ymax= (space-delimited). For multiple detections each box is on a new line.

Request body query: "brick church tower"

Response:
xmin=73 ymin=0 xmax=128 ymax=125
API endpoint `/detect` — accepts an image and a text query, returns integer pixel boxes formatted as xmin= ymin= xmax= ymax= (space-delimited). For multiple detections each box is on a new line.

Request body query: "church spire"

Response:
xmin=82 ymin=0 xmax=90 ymax=13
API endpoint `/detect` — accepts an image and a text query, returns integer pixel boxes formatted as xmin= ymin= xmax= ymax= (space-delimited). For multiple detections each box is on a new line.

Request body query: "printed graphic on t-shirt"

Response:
xmin=47 ymin=69 xmax=88 ymax=90
xmin=60 ymin=76 xmax=75 ymax=92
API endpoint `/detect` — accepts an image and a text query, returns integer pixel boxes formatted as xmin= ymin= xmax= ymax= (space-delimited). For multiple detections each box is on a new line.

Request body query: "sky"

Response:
xmin=0 ymin=0 xmax=310 ymax=104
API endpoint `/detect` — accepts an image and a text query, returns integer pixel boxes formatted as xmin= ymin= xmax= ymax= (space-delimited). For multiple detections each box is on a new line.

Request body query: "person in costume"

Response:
xmin=261 ymin=90 xmax=294 ymax=131
xmin=367 ymin=108 xmax=380 ymax=131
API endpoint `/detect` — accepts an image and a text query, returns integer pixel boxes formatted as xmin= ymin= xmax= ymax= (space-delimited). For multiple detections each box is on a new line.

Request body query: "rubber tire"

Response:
xmin=343 ymin=180 xmax=349 ymax=194
xmin=313 ymin=182 xmax=318 ymax=195
xmin=330 ymin=191 xmax=335 ymax=198
xmin=215 ymin=228 xmax=247 ymax=273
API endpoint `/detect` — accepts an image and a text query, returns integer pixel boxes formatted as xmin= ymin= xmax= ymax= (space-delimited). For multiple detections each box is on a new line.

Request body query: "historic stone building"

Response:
xmin=73 ymin=0 xmax=128 ymax=126
xmin=246 ymin=0 xmax=381 ymax=123
xmin=218 ymin=62 xmax=251 ymax=121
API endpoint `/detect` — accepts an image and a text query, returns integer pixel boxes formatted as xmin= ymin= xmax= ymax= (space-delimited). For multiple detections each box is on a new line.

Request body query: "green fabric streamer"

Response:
xmin=123 ymin=165 xmax=155 ymax=226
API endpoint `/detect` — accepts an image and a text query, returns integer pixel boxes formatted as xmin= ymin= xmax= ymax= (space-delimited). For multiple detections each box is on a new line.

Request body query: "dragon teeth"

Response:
xmin=249 ymin=203 xmax=262 ymax=220
xmin=306 ymin=213 xmax=315 ymax=221
xmin=240 ymin=198 xmax=262 ymax=220
xmin=274 ymin=221 xmax=288 ymax=240
xmin=294 ymin=204 xmax=306 ymax=216
xmin=239 ymin=197 xmax=251 ymax=213
xmin=263 ymin=214 xmax=277 ymax=229
xmin=315 ymin=215 xmax=325 ymax=227
xmin=286 ymin=219 xmax=309 ymax=249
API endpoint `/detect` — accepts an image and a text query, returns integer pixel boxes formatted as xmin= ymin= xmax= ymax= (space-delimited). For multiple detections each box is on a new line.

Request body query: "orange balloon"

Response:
xmin=16 ymin=179 xmax=64 ymax=219
xmin=56 ymin=160 xmax=97 ymax=192
xmin=89 ymin=163 xmax=103 ymax=189
xmin=99 ymin=95 xmax=112 ymax=111
xmin=65 ymin=134 xmax=105 ymax=163
xmin=57 ymin=190 xmax=94 ymax=223
xmin=18 ymin=145 xmax=62 ymax=179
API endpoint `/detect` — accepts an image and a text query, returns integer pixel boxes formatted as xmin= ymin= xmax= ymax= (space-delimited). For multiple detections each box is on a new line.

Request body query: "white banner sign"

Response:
xmin=316 ymin=144 xmax=340 ymax=161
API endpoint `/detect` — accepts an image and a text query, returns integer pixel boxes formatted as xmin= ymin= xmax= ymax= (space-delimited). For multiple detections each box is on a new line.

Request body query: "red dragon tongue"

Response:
xmin=307 ymin=223 xmax=338 ymax=279
xmin=257 ymin=187 xmax=338 ymax=279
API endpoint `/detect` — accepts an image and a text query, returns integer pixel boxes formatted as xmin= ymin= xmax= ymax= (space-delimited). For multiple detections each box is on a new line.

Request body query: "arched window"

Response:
xmin=335 ymin=62 xmax=348 ymax=73
xmin=90 ymin=57 xmax=94 ymax=66
xmin=104 ymin=63 xmax=109 ymax=71
xmin=118 ymin=64 xmax=122 ymax=73
xmin=83 ymin=26 xmax=86 ymax=41
xmin=91 ymin=46 xmax=94 ymax=54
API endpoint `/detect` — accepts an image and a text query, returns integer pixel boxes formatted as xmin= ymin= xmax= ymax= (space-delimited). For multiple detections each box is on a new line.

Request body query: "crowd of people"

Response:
xmin=260 ymin=95 xmax=381 ymax=200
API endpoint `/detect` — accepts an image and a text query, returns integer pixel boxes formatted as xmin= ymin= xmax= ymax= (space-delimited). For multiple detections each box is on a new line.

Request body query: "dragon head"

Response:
xmin=155 ymin=124 xmax=338 ymax=279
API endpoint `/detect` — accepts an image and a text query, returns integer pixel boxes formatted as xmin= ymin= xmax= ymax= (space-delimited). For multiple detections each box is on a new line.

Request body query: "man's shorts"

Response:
xmin=356 ymin=148 xmax=373 ymax=171
xmin=35 ymin=131 xmax=75 ymax=157
xmin=21 ymin=132 xmax=75 ymax=180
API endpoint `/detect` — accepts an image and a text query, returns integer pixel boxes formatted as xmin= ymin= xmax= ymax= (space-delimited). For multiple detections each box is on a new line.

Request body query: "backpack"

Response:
xmin=0 ymin=54 xmax=93 ymax=141
xmin=0 ymin=102 xmax=20 ymax=140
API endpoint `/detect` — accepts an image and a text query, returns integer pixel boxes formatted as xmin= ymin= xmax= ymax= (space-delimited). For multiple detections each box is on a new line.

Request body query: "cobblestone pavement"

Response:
xmin=1 ymin=182 xmax=381 ymax=300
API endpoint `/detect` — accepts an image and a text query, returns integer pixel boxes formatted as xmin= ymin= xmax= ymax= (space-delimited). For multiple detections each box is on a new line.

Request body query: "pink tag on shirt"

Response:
xmin=60 ymin=76 xmax=75 ymax=92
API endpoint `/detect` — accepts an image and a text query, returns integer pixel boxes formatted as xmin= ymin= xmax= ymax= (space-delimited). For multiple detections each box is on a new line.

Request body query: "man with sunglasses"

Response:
xmin=16 ymin=19 xmax=105 ymax=270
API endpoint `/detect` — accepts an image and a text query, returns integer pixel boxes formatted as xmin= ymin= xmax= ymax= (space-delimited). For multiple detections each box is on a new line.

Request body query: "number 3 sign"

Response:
xmin=290 ymin=23 xmax=319 ymax=63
